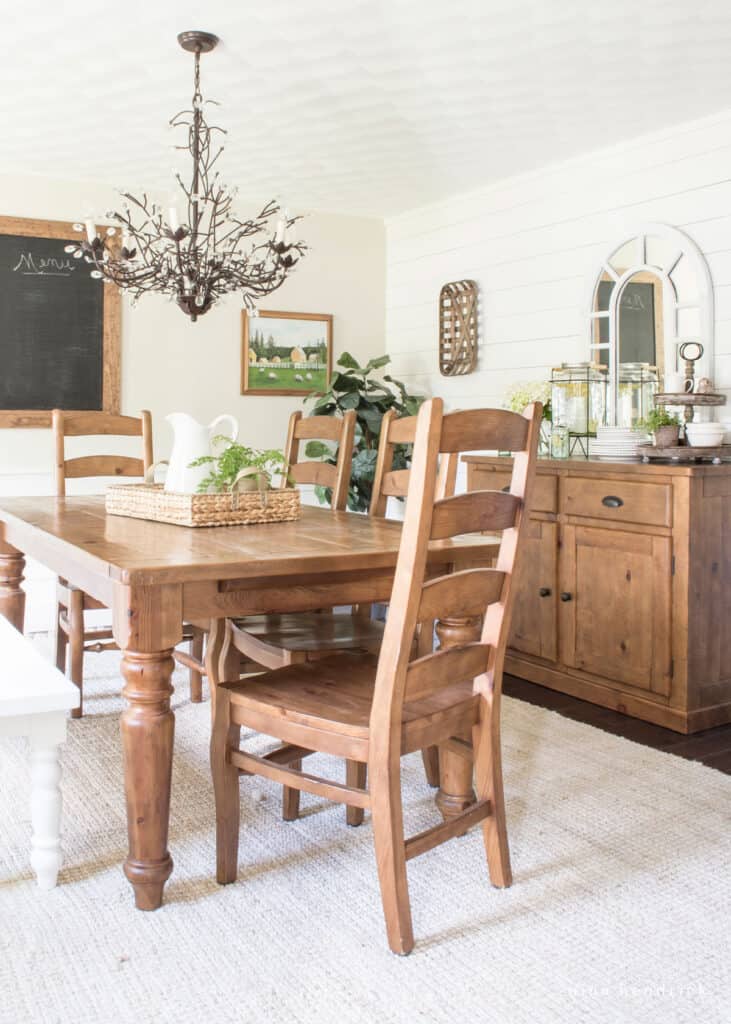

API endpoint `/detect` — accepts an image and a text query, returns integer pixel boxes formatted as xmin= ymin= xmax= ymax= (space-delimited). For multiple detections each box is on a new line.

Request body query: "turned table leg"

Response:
xmin=113 ymin=583 xmax=183 ymax=910
xmin=120 ymin=649 xmax=176 ymax=909
xmin=434 ymin=614 xmax=480 ymax=820
xmin=0 ymin=541 xmax=25 ymax=632
xmin=30 ymin=734 xmax=64 ymax=890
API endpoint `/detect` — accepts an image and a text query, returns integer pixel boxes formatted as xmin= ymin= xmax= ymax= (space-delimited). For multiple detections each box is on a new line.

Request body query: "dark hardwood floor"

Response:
xmin=503 ymin=675 xmax=731 ymax=775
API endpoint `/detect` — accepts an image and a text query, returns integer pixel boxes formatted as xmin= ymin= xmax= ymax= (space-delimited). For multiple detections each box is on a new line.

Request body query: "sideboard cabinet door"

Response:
xmin=559 ymin=524 xmax=672 ymax=697
xmin=509 ymin=519 xmax=558 ymax=663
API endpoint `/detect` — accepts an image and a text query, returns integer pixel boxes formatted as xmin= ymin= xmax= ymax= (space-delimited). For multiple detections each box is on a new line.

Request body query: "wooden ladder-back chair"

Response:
xmin=228 ymin=408 xmax=414 ymax=676
xmin=210 ymin=407 xmax=456 ymax=822
xmin=210 ymin=398 xmax=542 ymax=954
xmin=175 ymin=410 xmax=360 ymax=708
xmin=52 ymin=410 xmax=202 ymax=715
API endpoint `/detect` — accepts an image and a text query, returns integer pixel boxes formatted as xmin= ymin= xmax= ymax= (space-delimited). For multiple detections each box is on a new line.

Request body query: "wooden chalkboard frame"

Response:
xmin=0 ymin=215 xmax=121 ymax=428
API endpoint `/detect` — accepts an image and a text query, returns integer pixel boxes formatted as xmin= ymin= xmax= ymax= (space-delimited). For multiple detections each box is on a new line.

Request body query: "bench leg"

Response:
xmin=30 ymin=737 xmax=63 ymax=890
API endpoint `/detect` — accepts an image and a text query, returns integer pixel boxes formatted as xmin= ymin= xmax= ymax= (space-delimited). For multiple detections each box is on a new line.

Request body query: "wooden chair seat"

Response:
xmin=225 ymin=652 xmax=478 ymax=762
xmin=231 ymin=613 xmax=385 ymax=660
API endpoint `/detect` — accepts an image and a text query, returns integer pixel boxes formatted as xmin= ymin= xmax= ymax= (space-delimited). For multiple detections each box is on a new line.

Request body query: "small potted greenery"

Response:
xmin=641 ymin=409 xmax=680 ymax=448
xmin=189 ymin=438 xmax=288 ymax=493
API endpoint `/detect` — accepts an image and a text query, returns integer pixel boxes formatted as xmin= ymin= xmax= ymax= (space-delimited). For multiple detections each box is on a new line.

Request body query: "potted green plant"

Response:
xmin=304 ymin=352 xmax=424 ymax=512
xmin=189 ymin=439 xmax=288 ymax=493
xmin=641 ymin=409 xmax=680 ymax=448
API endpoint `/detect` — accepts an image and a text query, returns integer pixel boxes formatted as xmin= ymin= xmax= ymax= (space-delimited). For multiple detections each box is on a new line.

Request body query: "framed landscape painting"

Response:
xmin=242 ymin=309 xmax=333 ymax=396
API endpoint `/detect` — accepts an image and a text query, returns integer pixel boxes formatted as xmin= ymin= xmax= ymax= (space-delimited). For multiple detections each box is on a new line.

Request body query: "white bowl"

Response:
xmin=685 ymin=423 xmax=725 ymax=447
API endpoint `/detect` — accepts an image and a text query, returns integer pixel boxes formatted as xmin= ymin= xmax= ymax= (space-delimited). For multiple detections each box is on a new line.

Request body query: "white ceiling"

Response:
xmin=3 ymin=0 xmax=731 ymax=217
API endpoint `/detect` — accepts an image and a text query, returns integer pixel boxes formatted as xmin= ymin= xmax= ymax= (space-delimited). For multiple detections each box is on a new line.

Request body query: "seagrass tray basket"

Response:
xmin=106 ymin=482 xmax=300 ymax=528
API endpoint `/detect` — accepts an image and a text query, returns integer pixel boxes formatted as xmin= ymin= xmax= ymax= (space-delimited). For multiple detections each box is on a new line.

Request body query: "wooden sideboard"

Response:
xmin=465 ymin=455 xmax=731 ymax=733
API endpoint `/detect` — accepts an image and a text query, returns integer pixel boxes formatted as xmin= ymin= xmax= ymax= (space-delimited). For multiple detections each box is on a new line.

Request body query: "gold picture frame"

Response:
xmin=241 ymin=309 xmax=333 ymax=396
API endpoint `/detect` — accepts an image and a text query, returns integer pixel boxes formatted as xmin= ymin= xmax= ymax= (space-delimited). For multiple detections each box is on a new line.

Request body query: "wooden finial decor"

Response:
xmin=438 ymin=279 xmax=478 ymax=376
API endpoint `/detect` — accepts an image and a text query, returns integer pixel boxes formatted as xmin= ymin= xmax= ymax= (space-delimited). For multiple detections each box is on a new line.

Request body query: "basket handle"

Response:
xmin=144 ymin=460 xmax=169 ymax=485
xmin=230 ymin=468 xmax=269 ymax=510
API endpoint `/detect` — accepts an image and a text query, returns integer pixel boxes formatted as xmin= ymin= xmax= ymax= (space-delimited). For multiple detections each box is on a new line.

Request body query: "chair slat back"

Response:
xmin=430 ymin=490 xmax=520 ymax=539
xmin=405 ymin=643 xmax=492 ymax=702
xmin=380 ymin=469 xmax=411 ymax=499
xmin=370 ymin=409 xmax=460 ymax=519
xmin=416 ymin=568 xmax=505 ymax=624
xmin=53 ymin=410 xmax=153 ymax=498
xmin=369 ymin=399 xmax=541 ymax=745
xmin=369 ymin=410 xmax=414 ymax=517
xmin=282 ymin=411 xmax=356 ymax=511
xmin=439 ymin=408 xmax=530 ymax=454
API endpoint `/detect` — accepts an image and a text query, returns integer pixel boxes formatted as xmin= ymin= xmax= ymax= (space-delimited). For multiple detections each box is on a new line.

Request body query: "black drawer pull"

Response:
xmin=501 ymin=485 xmax=510 ymax=493
xmin=539 ymin=587 xmax=551 ymax=598
xmin=601 ymin=495 xmax=624 ymax=508
xmin=560 ymin=592 xmax=572 ymax=602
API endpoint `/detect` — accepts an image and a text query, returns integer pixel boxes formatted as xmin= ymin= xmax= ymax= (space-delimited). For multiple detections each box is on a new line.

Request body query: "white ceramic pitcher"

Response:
xmin=165 ymin=413 xmax=239 ymax=493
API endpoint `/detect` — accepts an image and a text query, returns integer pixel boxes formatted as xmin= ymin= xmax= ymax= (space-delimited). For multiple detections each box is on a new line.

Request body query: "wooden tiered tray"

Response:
xmin=654 ymin=391 xmax=726 ymax=408
xmin=639 ymin=443 xmax=731 ymax=464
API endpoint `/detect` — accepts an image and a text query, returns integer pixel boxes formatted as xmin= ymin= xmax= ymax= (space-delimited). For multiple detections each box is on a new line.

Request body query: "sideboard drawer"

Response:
xmin=469 ymin=466 xmax=557 ymax=514
xmin=562 ymin=477 xmax=672 ymax=527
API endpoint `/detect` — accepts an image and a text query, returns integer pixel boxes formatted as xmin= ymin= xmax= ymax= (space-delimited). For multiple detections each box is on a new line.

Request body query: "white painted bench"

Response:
xmin=0 ymin=617 xmax=79 ymax=889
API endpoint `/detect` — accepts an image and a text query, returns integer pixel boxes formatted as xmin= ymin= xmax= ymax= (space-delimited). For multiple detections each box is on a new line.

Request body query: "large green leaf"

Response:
xmin=365 ymin=354 xmax=391 ymax=372
xmin=304 ymin=440 xmax=332 ymax=459
xmin=403 ymin=396 xmax=423 ymax=415
xmin=338 ymin=390 xmax=361 ymax=410
xmin=330 ymin=372 xmax=361 ymax=393
xmin=336 ymin=352 xmax=363 ymax=372
xmin=310 ymin=395 xmax=337 ymax=414
xmin=358 ymin=404 xmax=385 ymax=433
xmin=351 ymin=448 xmax=379 ymax=482
xmin=314 ymin=484 xmax=332 ymax=507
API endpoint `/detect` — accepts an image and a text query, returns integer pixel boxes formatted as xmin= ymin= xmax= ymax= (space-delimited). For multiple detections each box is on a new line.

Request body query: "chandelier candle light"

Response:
xmin=66 ymin=31 xmax=306 ymax=321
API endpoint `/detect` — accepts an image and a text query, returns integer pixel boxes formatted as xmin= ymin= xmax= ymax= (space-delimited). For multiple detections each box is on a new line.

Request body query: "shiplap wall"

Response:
xmin=385 ymin=107 xmax=731 ymax=411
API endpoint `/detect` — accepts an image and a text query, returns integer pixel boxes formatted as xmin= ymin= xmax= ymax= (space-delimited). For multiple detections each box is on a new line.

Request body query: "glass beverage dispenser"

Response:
xmin=551 ymin=362 xmax=608 ymax=457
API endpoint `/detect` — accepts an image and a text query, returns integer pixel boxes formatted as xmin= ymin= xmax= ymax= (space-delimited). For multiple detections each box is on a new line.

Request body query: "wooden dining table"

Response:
xmin=0 ymin=496 xmax=498 ymax=910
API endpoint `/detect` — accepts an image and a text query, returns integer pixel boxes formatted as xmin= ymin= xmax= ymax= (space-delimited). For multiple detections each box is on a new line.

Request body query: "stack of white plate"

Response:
xmin=588 ymin=426 xmax=647 ymax=461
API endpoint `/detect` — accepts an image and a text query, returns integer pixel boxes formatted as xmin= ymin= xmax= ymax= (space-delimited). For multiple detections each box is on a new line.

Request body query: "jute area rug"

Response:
xmin=1 ymin=642 xmax=729 ymax=1024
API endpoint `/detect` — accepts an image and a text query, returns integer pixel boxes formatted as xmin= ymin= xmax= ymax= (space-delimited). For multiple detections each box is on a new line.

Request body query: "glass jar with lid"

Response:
xmin=550 ymin=362 xmax=608 ymax=457
xmin=617 ymin=362 xmax=658 ymax=429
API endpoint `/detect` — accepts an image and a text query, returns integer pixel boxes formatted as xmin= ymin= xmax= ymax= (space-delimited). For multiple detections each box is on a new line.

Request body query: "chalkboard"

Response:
xmin=0 ymin=216 xmax=120 ymax=427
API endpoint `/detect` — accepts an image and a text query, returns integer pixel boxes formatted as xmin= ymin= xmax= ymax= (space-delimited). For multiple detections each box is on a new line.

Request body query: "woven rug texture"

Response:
xmin=0 ymin=642 xmax=729 ymax=1024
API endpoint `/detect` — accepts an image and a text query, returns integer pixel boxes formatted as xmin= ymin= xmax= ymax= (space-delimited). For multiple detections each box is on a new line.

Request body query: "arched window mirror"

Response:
xmin=587 ymin=224 xmax=714 ymax=426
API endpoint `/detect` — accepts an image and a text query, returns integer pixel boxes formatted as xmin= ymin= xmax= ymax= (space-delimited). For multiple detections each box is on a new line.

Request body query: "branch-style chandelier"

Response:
xmin=66 ymin=30 xmax=305 ymax=321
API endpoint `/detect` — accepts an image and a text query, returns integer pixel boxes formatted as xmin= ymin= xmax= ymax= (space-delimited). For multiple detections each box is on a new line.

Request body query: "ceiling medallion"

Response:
xmin=66 ymin=31 xmax=306 ymax=321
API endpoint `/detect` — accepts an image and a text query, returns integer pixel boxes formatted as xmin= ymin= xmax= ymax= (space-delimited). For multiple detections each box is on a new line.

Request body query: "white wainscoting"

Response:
xmin=385 ymin=107 xmax=731 ymax=411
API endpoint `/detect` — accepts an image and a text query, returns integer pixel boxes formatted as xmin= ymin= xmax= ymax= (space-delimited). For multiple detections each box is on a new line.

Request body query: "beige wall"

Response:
xmin=0 ymin=172 xmax=386 ymax=491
